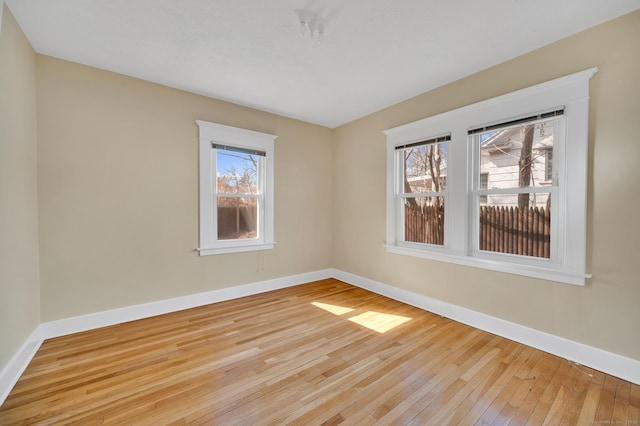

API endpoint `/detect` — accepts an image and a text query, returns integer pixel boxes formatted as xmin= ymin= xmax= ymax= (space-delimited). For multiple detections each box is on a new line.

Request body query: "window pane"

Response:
xmin=402 ymin=142 xmax=447 ymax=193
xmin=479 ymin=193 xmax=550 ymax=258
xmin=216 ymin=150 xmax=259 ymax=194
xmin=404 ymin=197 xmax=444 ymax=245
xmin=479 ymin=119 xmax=554 ymax=190
xmin=217 ymin=197 xmax=258 ymax=240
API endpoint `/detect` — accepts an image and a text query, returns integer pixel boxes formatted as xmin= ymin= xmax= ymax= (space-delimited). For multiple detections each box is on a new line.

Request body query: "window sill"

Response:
xmin=384 ymin=244 xmax=591 ymax=286
xmin=198 ymin=242 xmax=274 ymax=256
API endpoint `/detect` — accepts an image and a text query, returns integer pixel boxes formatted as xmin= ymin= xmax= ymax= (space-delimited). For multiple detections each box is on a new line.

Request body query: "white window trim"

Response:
xmin=196 ymin=120 xmax=276 ymax=256
xmin=384 ymin=68 xmax=597 ymax=286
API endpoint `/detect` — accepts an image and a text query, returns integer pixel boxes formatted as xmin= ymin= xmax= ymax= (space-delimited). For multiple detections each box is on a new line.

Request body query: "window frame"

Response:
xmin=384 ymin=68 xmax=597 ymax=286
xmin=197 ymin=120 xmax=276 ymax=256
xmin=470 ymin=115 xmax=562 ymax=264
xmin=396 ymin=136 xmax=449 ymax=248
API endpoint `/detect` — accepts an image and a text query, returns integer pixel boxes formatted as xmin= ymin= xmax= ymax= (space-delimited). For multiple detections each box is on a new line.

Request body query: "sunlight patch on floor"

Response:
xmin=311 ymin=302 xmax=412 ymax=333
xmin=348 ymin=311 xmax=412 ymax=333
xmin=311 ymin=302 xmax=355 ymax=316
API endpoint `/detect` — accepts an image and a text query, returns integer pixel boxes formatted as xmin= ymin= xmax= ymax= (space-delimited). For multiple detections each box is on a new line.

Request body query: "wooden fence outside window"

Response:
xmin=404 ymin=204 xmax=551 ymax=258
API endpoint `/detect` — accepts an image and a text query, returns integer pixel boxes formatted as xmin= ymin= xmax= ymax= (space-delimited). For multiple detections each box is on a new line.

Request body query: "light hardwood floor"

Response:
xmin=1 ymin=279 xmax=638 ymax=425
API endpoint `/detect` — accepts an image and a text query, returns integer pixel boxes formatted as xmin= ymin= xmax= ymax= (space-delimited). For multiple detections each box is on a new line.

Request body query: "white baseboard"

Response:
xmin=2 ymin=266 xmax=638 ymax=408
xmin=42 ymin=269 xmax=334 ymax=339
xmin=331 ymin=268 xmax=640 ymax=386
xmin=0 ymin=325 xmax=44 ymax=405
xmin=0 ymin=269 xmax=333 ymax=405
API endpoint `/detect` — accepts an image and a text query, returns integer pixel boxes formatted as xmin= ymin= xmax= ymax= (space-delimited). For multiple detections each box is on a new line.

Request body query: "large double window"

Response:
xmin=385 ymin=68 xmax=597 ymax=285
xmin=197 ymin=120 xmax=276 ymax=256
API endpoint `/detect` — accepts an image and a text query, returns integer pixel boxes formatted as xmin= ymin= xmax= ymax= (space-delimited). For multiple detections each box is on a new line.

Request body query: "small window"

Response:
xmin=215 ymin=145 xmax=263 ymax=241
xmin=197 ymin=121 xmax=276 ymax=256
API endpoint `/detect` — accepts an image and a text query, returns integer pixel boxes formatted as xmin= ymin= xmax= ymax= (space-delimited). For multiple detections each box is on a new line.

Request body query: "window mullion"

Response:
xmin=447 ymin=129 xmax=468 ymax=253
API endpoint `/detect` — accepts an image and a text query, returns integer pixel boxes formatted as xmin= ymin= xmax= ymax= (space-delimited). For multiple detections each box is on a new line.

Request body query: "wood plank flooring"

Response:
xmin=1 ymin=279 xmax=638 ymax=425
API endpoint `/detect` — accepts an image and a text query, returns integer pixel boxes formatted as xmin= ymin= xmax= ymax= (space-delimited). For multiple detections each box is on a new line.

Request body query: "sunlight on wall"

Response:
xmin=311 ymin=302 xmax=411 ymax=333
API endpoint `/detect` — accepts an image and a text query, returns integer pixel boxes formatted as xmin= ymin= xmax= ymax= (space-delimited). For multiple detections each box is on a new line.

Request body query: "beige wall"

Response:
xmin=36 ymin=56 xmax=334 ymax=321
xmin=333 ymin=10 xmax=640 ymax=360
xmin=0 ymin=4 xmax=40 ymax=370
xmin=3 ymin=4 xmax=638 ymax=375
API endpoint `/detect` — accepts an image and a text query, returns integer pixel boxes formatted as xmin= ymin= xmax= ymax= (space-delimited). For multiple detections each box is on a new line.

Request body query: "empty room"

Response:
xmin=1 ymin=0 xmax=639 ymax=424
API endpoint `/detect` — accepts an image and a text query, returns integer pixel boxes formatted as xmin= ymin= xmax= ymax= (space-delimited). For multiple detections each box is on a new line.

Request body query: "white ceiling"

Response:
xmin=6 ymin=0 xmax=640 ymax=128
